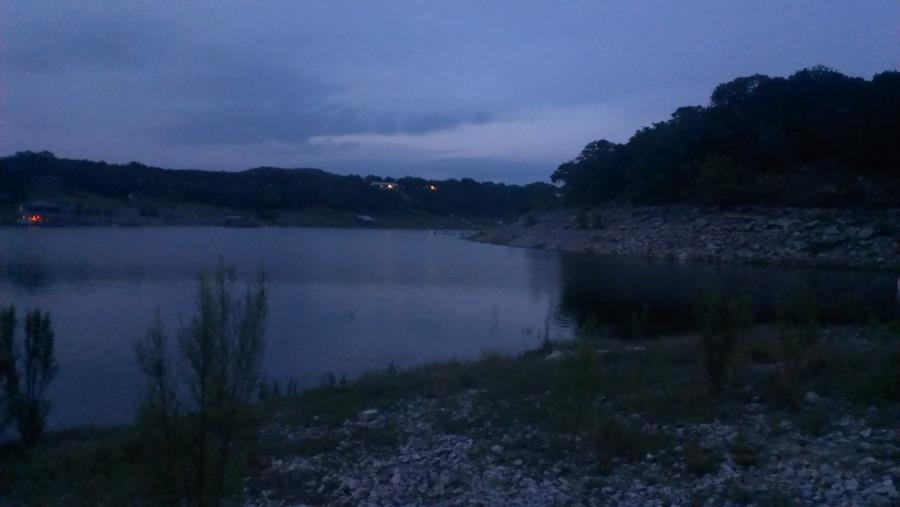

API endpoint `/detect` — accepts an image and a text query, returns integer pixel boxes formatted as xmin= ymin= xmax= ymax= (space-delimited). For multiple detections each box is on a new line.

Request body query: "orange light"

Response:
xmin=31 ymin=215 xmax=40 ymax=222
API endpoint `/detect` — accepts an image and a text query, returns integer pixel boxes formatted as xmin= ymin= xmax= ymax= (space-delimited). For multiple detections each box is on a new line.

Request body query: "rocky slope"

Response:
xmin=247 ymin=390 xmax=899 ymax=507
xmin=471 ymin=207 xmax=900 ymax=270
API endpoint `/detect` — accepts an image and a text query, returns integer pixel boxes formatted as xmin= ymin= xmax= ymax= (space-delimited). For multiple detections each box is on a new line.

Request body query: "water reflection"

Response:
xmin=556 ymin=253 xmax=899 ymax=335
xmin=0 ymin=226 xmax=895 ymax=429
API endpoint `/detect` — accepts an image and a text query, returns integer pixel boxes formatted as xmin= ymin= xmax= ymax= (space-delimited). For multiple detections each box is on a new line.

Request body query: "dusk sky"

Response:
xmin=1 ymin=1 xmax=897 ymax=183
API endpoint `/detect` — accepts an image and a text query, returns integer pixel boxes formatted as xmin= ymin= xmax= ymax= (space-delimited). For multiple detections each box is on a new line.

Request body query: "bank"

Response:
xmin=470 ymin=207 xmax=900 ymax=271
xmin=2 ymin=324 xmax=898 ymax=506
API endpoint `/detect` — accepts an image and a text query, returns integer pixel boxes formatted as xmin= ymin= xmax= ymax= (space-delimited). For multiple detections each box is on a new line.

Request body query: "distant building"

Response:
xmin=17 ymin=201 xmax=66 ymax=226
xmin=370 ymin=181 xmax=398 ymax=191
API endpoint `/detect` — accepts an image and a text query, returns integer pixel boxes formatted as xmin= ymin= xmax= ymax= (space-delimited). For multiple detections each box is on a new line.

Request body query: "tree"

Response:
xmin=135 ymin=261 xmax=269 ymax=506
xmin=0 ymin=305 xmax=58 ymax=446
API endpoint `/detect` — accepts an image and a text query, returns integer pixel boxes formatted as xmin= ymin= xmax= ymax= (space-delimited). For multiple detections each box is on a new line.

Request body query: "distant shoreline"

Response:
xmin=0 ymin=209 xmax=504 ymax=230
xmin=470 ymin=206 xmax=900 ymax=271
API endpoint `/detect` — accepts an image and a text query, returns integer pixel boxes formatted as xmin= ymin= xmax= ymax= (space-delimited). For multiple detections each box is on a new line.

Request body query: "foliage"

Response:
xmin=0 ymin=305 xmax=17 ymax=436
xmin=17 ymin=310 xmax=59 ymax=446
xmin=0 ymin=305 xmax=59 ymax=446
xmin=552 ymin=67 xmax=900 ymax=207
xmin=694 ymin=290 xmax=754 ymax=394
xmin=134 ymin=261 xmax=269 ymax=506
xmin=551 ymin=338 xmax=600 ymax=434
xmin=775 ymin=287 xmax=819 ymax=386
xmin=590 ymin=414 xmax=667 ymax=473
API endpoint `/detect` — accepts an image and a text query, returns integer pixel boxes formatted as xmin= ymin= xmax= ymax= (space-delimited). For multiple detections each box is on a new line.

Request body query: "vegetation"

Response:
xmin=134 ymin=262 xmax=269 ymax=506
xmin=694 ymin=290 xmax=754 ymax=394
xmin=0 ymin=305 xmax=59 ymax=447
xmin=776 ymin=287 xmax=819 ymax=390
xmin=552 ymin=67 xmax=900 ymax=207
xmin=0 ymin=151 xmax=558 ymax=219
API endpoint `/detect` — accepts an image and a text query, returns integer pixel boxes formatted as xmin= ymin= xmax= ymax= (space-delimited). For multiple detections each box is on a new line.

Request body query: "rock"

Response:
xmin=358 ymin=409 xmax=379 ymax=422
xmin=491 ymin=444 xmax=504 ymax=454
xmin=545 ymin=350 xmax=564 ymax=361
xmin=860 ymin=428 xmax=872 ymax=438
xmin=804 ymin=391 xmax=823 ymax=405
xmin=845 ymin=479 xmax=859 ymax=491
xmin=858 ymin=227 xmax=876 ymax=239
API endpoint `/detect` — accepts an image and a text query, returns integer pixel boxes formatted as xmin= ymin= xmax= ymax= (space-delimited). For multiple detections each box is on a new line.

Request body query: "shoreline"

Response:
xmin=469 ymin=206 xmax=900 ymax=271
xmin=3 ymin=325 xmax=898 ymax=505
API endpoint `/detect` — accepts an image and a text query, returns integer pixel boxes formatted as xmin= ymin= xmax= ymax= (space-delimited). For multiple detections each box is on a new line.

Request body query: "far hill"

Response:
xmin=0 ymin=152 xmax=558 ymax=224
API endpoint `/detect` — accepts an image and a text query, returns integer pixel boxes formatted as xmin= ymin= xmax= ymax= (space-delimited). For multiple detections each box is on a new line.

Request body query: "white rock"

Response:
xmin=545 ymin=350 xmax=564 ymax=360
xmin=804 ymin=391 xmax=823 ymax=404
xmin=358 ymin=409 xmax=379 ymax=422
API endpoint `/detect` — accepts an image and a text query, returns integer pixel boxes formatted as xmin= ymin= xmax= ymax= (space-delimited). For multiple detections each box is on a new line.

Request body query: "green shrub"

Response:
xmin=0 ymin=305 xmax=17 ymax=436
xmin=551 ymin=338 xmax=600 ymax=434
xmin=776 ymin=288 xmax=819 ymax=388
xmin=591 ymin=415 xmax=667 ymax=473
xmin=0 ymin=306 xmax=59 ymax=447
xmin=135 ymin=261 xmax=269 ymax=506
xmin=694 ymin=290 xmax=754 ymax=394
xmin=684 ymin=439 xmax=722 ymax=476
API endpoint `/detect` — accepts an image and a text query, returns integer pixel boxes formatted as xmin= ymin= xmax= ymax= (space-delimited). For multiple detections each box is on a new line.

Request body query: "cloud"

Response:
xmin=309 ymin=103 xmax=646 ymax=163
xmin=1 ymin=14 xmax=172 ymax=73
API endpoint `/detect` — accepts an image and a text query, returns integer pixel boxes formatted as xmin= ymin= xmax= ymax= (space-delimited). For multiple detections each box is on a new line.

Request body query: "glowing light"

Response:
xmin=428 ymin=184 xmax=437 ymax=191
xmin=31 ymin=215 xmax=40 ymax=222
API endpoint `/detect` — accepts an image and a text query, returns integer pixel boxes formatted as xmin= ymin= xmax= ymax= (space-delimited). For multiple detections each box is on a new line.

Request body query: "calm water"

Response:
xmin=0 ymin=226 xmax=897 ymax=429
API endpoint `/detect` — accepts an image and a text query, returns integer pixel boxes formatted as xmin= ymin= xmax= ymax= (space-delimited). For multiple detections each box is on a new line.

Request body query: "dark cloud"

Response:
xmin=1 ymin=1 xmax=896 ymax=181
xmin=3 ymin=15 xmax=171 ymax=73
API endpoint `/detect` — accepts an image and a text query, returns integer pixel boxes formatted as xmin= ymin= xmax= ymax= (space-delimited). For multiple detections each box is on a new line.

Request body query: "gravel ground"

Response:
xmin=246 ymin=390 xmax=899 ymax=506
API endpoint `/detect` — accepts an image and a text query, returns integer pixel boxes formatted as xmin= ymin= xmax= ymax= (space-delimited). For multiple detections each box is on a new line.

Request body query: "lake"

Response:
xmin=0 ymin=226 xmax=897 ymax=429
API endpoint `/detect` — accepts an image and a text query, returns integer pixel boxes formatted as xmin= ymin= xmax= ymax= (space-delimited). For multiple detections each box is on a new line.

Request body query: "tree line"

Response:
xmin=552 ymin=67 xmax=900 ymax=208
xmin=0 ymin=152 xmax=558 ymax=217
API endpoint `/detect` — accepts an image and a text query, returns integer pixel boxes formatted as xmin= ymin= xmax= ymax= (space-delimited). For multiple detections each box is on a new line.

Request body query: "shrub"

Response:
xmin=775 ymin=288 xmax=818 ymax=386
xmin=135 ymin=261 xmax=269 ymax=506
xmin=694 ymin=290 xmax=753 ymax=394
xmin=629 ymin=303 xmax=652 ymax=340
xmin=551 ymin=338 xmax=600 ymax=434
xmin=684 ymin=439 xmax=722 ymax=476
xmin=16 ymin=310 xmax=59 ymax=446
xmin=591 ymin=415 xmax=667 ymax=473
xmin=0 ymin=305 xmax=17 ymax=436
xmin=0 ymin=306 xmax=58 ymax=446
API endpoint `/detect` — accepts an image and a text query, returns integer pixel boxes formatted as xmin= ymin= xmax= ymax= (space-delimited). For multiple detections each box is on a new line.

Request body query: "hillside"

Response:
xmin=552 ymin=67 xmax=900 ymax=208
xmin=0 ymin=152 xmax=558 ymax=222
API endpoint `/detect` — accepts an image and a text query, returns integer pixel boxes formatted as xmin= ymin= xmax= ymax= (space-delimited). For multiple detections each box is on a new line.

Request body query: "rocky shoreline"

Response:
xmin=250 ymin=392 xmax=899 ymax=507
xmin=470 ymin=207 xmax=900 ymax=270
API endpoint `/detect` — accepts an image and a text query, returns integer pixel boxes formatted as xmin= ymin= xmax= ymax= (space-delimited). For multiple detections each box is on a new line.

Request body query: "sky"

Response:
xmin=1 ymin=1 xmax=897 ymax=183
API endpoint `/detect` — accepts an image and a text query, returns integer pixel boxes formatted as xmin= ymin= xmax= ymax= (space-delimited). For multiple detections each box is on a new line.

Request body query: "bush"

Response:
xmin=0 ymin=305 xmax=17 ymax=436
xmin=135 ymin=261 xmax=269 ymax=506
xmin=694 ymin=290 xmax=753 ymax=394
xmin=0 ymin=305 xmax=59 ymax=446
xmin=776 ymin=288 xmax=818 ymax=387
xmin=551 ymin=338 xmax=600 ymax=434
xmin=591 ymin=415 xmax=667 ymax=473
